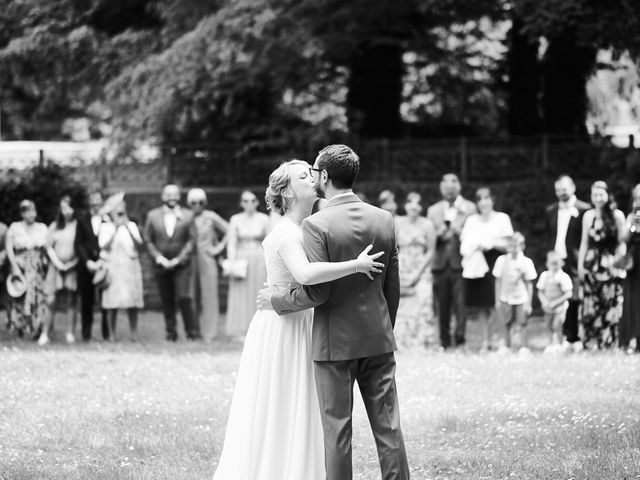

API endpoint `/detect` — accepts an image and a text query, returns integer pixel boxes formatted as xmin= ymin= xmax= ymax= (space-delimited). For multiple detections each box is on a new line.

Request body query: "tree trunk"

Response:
xmin=507 ymin=17 xmax=541 ymax=135
xmin=346 ymin=43 xmax=403 ymax=138
xmin=542 ymin=33 xmax=597 ymax=136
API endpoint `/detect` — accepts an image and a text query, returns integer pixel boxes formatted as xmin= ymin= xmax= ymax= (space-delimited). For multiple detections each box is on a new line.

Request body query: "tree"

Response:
xmin=507 ymin=0 xmax=640 ymax=136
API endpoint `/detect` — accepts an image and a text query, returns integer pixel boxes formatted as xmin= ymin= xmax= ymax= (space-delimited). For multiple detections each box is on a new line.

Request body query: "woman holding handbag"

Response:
xmin=98 ymin=193 xmax=144 ymax=342
xmin=224 ymin=190 xmax=269 ymax=337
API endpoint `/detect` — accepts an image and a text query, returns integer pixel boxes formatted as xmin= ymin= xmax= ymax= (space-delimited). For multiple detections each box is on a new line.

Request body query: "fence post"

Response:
xmin=459 ymin=137 xmax=468 ymax=180
xmin=166 ymin=146 xmax=174 ymax=184
xmin=99 ymin=149 xmax=108 ymax=190
xmin=541 ymin=134 xmax=549 ymax=170
xmin=39 ymin=149 xmax=44 ymax=166
xmin=382 ymin=138 xmax=390 ymax=180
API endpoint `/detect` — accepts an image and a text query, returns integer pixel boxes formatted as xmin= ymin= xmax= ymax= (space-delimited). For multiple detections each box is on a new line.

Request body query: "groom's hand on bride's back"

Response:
xmin=256 ymin=286 xmax=276 ymax=310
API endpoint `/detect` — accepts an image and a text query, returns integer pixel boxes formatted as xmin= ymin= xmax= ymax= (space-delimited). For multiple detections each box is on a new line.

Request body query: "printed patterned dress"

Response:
xmin=6 ymin=221 xmax=49 ymax=337
xmin=394 ymin=215 xmax=437 ymax=349
xmin=581 ymin=215 xmax=624 ymax=348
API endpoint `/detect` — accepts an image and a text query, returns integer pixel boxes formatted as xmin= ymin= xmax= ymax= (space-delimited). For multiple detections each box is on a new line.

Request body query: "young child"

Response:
xmin=493 ymin=232 xmax=538 ymax=353
xmin=537 ymin=251 xmax=574 ymax=353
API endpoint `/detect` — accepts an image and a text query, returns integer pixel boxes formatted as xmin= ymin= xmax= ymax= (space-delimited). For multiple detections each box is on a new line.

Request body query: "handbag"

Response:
xmin=613 ymin=249 xmax=634 ymax=271
xmin=92 ymin=263 xmax=111 ymax=289
xmin=221 ymin=259 xmax=248 ymax=279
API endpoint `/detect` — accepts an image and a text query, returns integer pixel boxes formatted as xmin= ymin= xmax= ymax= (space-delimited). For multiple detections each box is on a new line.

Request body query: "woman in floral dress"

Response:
xmin=578 ymin=181 xmax=627 ymax=349
xmin=394 ymin=193 xmax=437 ymax=349
xmin=5 ymin=200 xmax=49 ymax=339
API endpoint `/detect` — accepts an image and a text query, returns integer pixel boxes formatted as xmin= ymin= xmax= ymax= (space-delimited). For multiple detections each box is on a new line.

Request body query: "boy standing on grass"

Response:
xmin=493 ymin=232 xmax=538 ymax=353
xmin=537 ymin=251 xmax=574 ymax=353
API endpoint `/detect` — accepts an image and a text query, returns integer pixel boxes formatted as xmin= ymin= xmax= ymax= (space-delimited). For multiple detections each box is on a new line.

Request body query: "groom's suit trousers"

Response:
xmin=314 ymin=352 xmax=410 ymax=480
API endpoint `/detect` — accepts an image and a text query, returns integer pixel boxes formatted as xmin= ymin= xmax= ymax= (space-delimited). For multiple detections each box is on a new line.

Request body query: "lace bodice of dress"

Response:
xmin=262 ymin=219 xmax=302 ymax=289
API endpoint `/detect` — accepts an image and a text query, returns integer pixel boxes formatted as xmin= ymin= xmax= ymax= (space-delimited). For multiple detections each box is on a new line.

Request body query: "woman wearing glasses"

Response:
xmin=187 ymin=188 xmax=229 ymax=341
xmin=98 ymin=194 xmax=144 ymax=342
xmin=225 ymin=190 xmax=269 ymax=337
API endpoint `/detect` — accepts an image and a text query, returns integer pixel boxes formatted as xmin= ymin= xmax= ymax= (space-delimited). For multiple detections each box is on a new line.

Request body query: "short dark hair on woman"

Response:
xmin=316 ymin=144 xmax=360 ymax=190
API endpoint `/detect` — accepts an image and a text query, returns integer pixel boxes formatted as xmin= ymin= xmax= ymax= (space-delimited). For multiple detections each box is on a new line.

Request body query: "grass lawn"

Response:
xmin=1 ymin=311 xmax=640 ymax=479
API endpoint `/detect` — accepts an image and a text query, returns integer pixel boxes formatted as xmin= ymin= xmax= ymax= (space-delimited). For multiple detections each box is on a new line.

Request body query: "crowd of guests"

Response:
xmin=381 ymin=174 xmax=640 ymax=354
xmin=2 ymin=172 xmax=639 ymax=354
xmin=0 ymin=185 xmax=273 ymax=345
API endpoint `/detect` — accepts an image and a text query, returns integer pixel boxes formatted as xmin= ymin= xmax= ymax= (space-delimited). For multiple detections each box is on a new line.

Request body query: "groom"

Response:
xmin=259 ymin=145 xmax=409 ymax=480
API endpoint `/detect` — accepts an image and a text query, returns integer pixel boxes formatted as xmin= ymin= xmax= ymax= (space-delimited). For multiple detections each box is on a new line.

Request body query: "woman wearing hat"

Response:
xmin=98 ymin=194 xmax=144 ymax=342
xmin=5 ymin=200 xmax=49 ymax=340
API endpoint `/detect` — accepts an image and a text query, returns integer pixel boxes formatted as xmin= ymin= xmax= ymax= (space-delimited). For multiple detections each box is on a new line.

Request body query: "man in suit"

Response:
xmin=75 ymin=188 xmax=110 ymax=341
xmin=546 ymin=175 xmax=590 ymax=344
xmin=259 ymin=145 xmax=409 ymax=480
xmin=144 ymin=184 xmax=199 ymax=341
xmin=427 ymin=174 xmax=476 ymax=349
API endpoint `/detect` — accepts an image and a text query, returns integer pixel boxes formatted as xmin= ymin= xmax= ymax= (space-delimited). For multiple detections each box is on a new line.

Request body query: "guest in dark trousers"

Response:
xmin=545 ymin=175 xmax=590 ymax=345
xmin=620 ymin=184 xmax=640 ymax=353
xmin=427 ymin=173 xmax=476 ymax=349
xmin=75 ymin=188 xmax=110 ymax=341
xmin=144 ymin=184 xmax=199 ymax=341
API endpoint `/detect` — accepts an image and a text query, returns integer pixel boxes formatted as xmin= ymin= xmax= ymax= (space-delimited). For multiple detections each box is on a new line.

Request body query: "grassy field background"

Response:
xmin=1 ymin=311 xmax=640 ymax=480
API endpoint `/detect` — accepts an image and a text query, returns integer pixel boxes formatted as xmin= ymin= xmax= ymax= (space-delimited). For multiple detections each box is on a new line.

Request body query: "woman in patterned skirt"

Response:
xmin=394 ymin=192 xmax=437 ymax=349
xmin=578 ymin=181 xmax=626 ymax=349
xmin=5 ymin=200 xmax=49 ymax=340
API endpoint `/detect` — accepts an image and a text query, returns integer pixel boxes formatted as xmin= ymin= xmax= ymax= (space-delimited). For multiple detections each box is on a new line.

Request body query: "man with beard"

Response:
xmin=144 ymin=184 xmax=199 ymax=341
xmin=546 ymin=175 xmax=590 ymax=348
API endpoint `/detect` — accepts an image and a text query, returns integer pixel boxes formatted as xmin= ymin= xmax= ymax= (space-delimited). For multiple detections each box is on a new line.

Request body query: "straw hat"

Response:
xmin=6 ymin=273 xmax=26 ymax=298
xmin=99 ymin=191 xmax=125 ymax=216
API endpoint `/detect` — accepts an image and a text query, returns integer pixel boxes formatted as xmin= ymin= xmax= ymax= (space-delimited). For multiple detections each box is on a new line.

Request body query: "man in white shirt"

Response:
xmin=545 ymin=175 xmax=590 ymax=344
xmin=144 ymin=185 xmax=199 ymax=341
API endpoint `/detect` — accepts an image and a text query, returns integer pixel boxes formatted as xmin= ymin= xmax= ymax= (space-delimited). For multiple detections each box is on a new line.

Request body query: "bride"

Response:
xmin=212 ymin=160 xmax=384 ymax=480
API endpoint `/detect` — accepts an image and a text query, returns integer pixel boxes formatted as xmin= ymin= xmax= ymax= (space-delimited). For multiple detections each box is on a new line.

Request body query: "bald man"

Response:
xmin=427 ymin=173 xmax=476 ymax=349
xmin=144 ymin=185 xmax=199 ymax=341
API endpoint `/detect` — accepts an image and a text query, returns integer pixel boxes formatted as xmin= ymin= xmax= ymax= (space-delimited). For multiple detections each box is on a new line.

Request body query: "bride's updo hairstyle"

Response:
xmin=265 ymin=159 xmax=308 ymax=215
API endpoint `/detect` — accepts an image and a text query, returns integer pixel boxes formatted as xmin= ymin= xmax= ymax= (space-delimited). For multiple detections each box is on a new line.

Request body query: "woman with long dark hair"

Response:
xmin=41 ymin=195 xmax=79 ymax=345
xmin=577 ymin=181 xmax=626 ymax=349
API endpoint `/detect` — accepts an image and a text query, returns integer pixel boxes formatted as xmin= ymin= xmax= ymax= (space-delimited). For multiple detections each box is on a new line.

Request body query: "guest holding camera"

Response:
xmin=99 ymin=194 xmax=144 ymax=342
xmin=427 ymin=174 xmax=476 ymax=349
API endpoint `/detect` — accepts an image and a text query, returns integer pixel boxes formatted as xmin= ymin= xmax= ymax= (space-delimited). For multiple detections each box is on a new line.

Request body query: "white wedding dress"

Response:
xmin=213 ymin=219 xmax=325 ymax=480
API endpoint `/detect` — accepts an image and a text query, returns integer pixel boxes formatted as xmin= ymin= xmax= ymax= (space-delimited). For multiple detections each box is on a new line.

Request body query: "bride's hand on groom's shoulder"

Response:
xmin=356 ymin=245 xmax=385 ymax=280
xmin=256 ymin=286 xmax=277 ymax=310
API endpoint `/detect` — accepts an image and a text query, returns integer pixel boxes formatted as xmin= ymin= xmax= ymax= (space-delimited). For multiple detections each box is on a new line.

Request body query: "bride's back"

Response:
xmin=262 ymin=219 xmax=301 ymax=289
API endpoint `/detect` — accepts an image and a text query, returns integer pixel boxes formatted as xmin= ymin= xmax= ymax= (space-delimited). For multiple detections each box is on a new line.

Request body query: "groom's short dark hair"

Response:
xmin=316 ymin=144 xmax=359 ymax=189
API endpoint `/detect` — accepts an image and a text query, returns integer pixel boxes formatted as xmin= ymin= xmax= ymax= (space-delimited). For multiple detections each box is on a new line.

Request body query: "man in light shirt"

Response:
xmin=545 ymin=175 xmax=590 ymax=345
xmin=144 ymin=184 xmax=199 ymax=341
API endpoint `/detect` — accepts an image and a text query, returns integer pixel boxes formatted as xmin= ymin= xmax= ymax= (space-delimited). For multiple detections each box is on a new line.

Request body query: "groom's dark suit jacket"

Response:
xmin=272 ymin=193 xmax=399 ymax=361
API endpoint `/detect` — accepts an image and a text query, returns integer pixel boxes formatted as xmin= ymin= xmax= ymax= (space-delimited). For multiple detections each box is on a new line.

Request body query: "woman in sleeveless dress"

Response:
xmin=394 ymin=192 xmax=437 ymax=349
xmin=212 ymin=160 xmax=384 ymax=480
xmin=578 ymin=181 xmax=626 ymax=349
xmin=225 ymin=190 xmax=270 ymax=337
